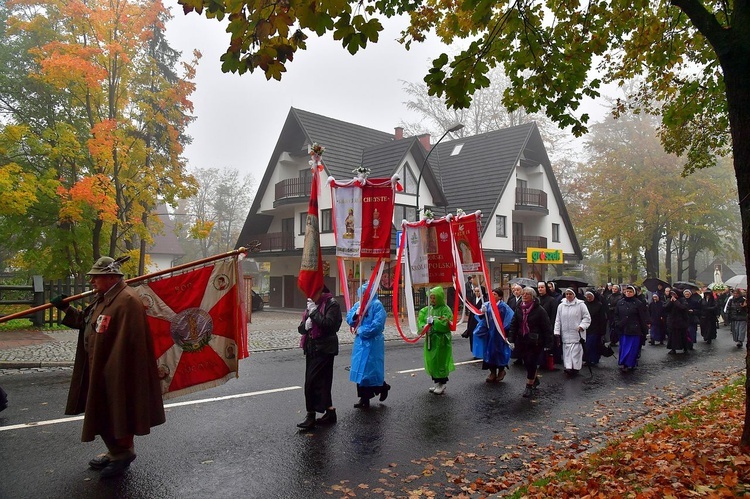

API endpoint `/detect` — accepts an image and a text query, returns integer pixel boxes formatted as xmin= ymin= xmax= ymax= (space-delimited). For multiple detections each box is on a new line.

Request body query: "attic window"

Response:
xmin=450 ymin=144 xmax=464 ymax=156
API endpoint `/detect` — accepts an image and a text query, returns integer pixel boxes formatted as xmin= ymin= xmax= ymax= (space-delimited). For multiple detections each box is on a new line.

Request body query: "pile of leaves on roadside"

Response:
xmin=326 ymin=375 xmax=750 ymax=498
xmin=516 ymin=377 xmax=750 ymax=498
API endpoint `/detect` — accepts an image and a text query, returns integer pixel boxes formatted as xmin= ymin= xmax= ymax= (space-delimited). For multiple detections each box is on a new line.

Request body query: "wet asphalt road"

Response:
xmin=0 ymin=330 xmax=744 ymax=499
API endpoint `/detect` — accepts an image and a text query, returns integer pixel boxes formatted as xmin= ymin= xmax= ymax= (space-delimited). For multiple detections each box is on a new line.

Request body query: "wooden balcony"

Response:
xmin=254 ymin=232 xmax=296 ymax=252
xmin=515 ymin=187 xmax=548 ymax=213
xmin=513 ymin=236 xmax=548 ymax=254
xmin=274 ymin=178 xmax=311 ymax=207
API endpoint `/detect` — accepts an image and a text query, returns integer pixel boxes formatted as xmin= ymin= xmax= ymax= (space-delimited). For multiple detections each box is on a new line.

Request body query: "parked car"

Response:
xmin=251 ymin=290 xmax=264 ymax=312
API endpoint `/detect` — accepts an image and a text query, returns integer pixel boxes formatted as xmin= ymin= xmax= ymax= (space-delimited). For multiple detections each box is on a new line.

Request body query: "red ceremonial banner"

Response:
xmin=404 ymin=217 xmax=455 ymax=287
xmin=298 ymin=154 xmax=324 ymax=298
xmin=330 ymin=177 xmax=398 ymax=259
xmin=136 ymin=257 xmax=248 ymax=399
xmin=451 ymin=212 xmax=484 ymax=274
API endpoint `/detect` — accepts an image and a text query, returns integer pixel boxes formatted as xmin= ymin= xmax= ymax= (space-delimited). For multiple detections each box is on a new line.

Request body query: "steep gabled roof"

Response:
xmin=361 ymin=137 xmax=448 ymax=207
xmin=293 ymin=108 xmax=395 ymax=178
xmin=149 ymin=204 xmax=184 ymax=256
xmin=434 ymin=122 xmax=582 ymax=258
xmin=434 ymin=123 xmax=534 ymax=221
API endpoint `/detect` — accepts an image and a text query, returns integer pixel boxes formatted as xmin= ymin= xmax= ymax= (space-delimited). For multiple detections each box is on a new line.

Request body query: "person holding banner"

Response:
xmin=346 ymin=284 xmax=391 ymax=409
xmin=418 ymin=286 xmax=455 ymax=395
xmin=297 ymin=285 xmax=342 ymax=429
xmin=51 ymin=256 xmax=165 ymax=478
xmin=474 ymin=288 xmax=514 ymax=383
xmin=462 ymin=285 xmax=487 ymax=358
xmin=507 ymin=287 xmax=554 ymax=398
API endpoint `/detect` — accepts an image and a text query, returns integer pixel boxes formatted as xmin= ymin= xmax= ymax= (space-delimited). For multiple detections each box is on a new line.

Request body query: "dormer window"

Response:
xmin=450 ymin=144 xmax=464 ymax=156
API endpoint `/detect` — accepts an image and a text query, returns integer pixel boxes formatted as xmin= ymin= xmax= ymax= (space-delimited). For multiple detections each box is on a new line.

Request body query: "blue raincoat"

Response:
xmin=346 ymin=284 xmax=387 ymax=387
xmin=474 ymin=300 xmax=514 ymax=367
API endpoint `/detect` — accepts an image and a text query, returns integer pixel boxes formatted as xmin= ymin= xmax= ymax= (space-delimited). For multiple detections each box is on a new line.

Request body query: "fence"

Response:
xmin=0 ymin=276 xmax=93 ymax=327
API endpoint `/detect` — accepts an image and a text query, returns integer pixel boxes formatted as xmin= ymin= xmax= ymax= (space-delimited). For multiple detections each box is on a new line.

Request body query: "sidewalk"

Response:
xmin=0 ymin=308 xmax=441 ymax=369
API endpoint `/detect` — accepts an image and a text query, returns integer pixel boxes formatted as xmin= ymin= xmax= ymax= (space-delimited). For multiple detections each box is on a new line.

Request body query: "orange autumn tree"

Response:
xmin=1 ymin=0 xmax=198 ymax=277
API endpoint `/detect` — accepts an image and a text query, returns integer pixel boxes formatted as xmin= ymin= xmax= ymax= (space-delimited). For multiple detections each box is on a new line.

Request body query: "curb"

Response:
xmin=0 ymin=361 xmax=74 ymax=369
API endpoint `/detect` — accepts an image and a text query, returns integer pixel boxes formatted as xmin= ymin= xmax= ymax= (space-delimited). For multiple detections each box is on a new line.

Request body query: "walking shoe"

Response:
xmin=485 ymin=373 xmax=498 ymax=383
xmin=297 ymin=412 xmax=316 ymax=429
xmin=522 ymin=385 xmax=533 ymax=398
xmin=379 ymin=383 xmax=390 ymax=402
xmin=353 ymin=398 xmax=370 ymax=409
xmin=497 ymin=369 xmax=506 ymax=382
xmin=99 ymin=455 xmax=136 ymax=479
xmin=738 ymin=343 xmax=743 ymax=348
xmin=533 ymin=376 xmax=540 ymax=388
xmin=317 ymin=408 xmax=337 ymax=425
xmin=89 ymin=454 xmax=112 ymax=470
xmin=429 ymin=382 xmax=440 ymax=393
xmin=668 ymin=349 xmax=676 ymax=354
xmin=432 ymin=383 xmax=446 ymax=395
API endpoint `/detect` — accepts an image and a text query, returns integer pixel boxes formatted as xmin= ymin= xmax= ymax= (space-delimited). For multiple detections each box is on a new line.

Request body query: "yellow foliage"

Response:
xmin=0 ymin=164 xmax=38 ymax=215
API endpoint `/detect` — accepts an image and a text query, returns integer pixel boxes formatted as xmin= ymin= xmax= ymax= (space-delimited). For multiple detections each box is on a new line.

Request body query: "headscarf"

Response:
xmin=519 ymin=297 xmax=535 ymax=336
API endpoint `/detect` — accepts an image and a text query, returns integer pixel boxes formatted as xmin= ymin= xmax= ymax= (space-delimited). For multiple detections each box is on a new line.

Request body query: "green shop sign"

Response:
xmin=527 ymin=247 xmax=563 ymax=264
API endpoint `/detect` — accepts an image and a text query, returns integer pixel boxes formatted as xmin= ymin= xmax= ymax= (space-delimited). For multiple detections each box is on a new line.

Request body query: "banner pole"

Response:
xmin=0 ymin=245 xmax=255 ymax=324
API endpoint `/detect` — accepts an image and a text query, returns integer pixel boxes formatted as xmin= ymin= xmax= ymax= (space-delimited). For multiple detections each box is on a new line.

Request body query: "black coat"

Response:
xmin=298 ymin=296 xmax=342 ymax=356
xmin=507 ymin=300 xmax=553 ymax=355
xmin=584 ymin=297 xmax=607 ymax=336
xmin=614 ymin=296 xmax=649 ymax=337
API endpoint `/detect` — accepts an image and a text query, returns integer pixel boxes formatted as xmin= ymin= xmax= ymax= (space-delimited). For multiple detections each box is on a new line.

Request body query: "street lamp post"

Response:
xmin=414 ymin=123 xmax=464 ymax=220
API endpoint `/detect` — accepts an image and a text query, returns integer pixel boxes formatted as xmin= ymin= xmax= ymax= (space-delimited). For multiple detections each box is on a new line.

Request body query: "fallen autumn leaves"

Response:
xmin=327 ymin=374 xmax=750 ymax=498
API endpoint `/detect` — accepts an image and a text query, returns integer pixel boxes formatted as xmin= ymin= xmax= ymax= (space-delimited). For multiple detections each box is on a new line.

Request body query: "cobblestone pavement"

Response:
xmin=0 ymin=308 xmax=450 ymax=372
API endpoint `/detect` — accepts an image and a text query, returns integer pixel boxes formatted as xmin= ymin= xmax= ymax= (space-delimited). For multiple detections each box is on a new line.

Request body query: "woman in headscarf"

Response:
xmin=417 ymin=286 xmax=455 ymax=395
xmin=554 ymin=288 xmax=591 ymax=375
xmin=699 ymin=290 xmax=718 ymax=344
xmin=648 ymin=293 xmax=667 ymax=345
xmin=296 ymin=285 xmax=342 ymax=429
xmin=346 ymin=283 xmax=390 ymax=409
xmin=462 ymin=285 xmax=487 ymax=359
xmin=583 ymin=290 xmax=607 ymax=366
xmin=614 ymin=285 xmax=650 ymax=371
xmin=664 ymin=289 xmax=690 ymax=354
xmin=684 ymin=289 xmax=702 ymax=350
xmin=473 ymin=288 xmax=514 ymax=382
xmin=507 ymin=287 xmax=553 ymax=398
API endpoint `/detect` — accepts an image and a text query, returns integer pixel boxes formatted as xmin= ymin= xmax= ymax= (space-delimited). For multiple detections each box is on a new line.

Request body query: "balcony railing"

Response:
xmin=515 ymin=187 xmax=548 ymax=210
xmin=275 ymin=178 xmax=311 ymax=204
xmin=254 ymin=232 xmax=296 ymax=252
xmin=513 ymin=236 xmax=547 ymax=254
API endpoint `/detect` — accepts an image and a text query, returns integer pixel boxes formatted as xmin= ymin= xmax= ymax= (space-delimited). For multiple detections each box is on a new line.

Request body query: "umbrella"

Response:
xmin=509 ymin=277 xmax=538 ymax=288
xmin=672 ymin=281 xmax=700 ymax=291
xmin=724 ymin=274 xmax=748 ymax=289
xmin=550 ymin=276 xmax=589 ymax=288
xmin=642 ymin=277 xmax=670 ymax=293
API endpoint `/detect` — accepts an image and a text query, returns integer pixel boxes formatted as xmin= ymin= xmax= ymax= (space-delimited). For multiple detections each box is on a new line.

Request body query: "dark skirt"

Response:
xmin=585 ymin=333 xmax=603 ymax=365
xmin=304 ymin=352 xmax=335 ymax=413
xmin=667 ymin=326 xmax=689 ymax=351
xmin=650 ymin=321 xmax=666 ymax=342
xmin=618 ymin=335 xmax=641 ymax=368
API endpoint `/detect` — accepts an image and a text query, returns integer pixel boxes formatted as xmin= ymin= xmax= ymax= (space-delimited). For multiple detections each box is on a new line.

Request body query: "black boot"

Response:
xmin=354 ymin=398 xmax=370 ymax=409
xmin=317 ymin=408 xmax=337 ymax=425
xmin=379 ymin=382 xmax=391 ymax=402
xmin=522 ymin=385 xmax=533 ymax=398
xmin=297 ymin=412 xmax=316 ymax=429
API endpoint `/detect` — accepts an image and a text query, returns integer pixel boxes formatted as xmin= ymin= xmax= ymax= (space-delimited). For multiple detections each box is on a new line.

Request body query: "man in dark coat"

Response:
xmin=52 ymin=257 xmax=165 ymax=478
xmin=606 ymin=284 xmax=623 ymax=345
xmin=537 ymin=282 xmax=559 ymax=367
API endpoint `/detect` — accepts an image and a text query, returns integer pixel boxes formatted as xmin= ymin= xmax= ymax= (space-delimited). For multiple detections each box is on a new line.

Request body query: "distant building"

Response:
xmin=235 ymin=108 xmax=582 ymax=309
xmin=147 ymin=204 xmax=185 ymax=271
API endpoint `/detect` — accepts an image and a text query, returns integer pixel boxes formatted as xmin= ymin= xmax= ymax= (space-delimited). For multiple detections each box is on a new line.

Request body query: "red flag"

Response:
xmin=298 ymin=150 xmax=325 ymax=298
xmin=135 ymin=256 xmax=248 ymax=400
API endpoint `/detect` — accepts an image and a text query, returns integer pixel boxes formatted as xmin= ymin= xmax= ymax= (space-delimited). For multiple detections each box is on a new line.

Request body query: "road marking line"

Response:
xmin=0 ymin=386 xmax=302 ymax=432
xmin=397 ymin=359 xmax=481 ymax=374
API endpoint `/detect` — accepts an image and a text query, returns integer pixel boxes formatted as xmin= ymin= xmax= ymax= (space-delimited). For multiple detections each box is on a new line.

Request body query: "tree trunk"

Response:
xmin=720 ymin=45 xmax=750 ymax=452
xmin=644 ymin=229 xmax=661 ymax=277
xmin=665 ymin=235 xmax=673 ymax=282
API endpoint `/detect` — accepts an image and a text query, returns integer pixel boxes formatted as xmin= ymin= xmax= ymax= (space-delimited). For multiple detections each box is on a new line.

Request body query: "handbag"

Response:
xmin=600 ymin=343 xmax=615 ymax=358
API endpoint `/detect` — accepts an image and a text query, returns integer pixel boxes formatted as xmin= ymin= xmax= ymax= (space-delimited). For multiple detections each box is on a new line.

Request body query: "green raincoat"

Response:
xmin=417 ymin=286 xmax=455 ymax=379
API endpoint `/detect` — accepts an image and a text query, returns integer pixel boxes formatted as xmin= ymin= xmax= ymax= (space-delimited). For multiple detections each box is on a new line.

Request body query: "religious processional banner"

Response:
xmin=405 ymin=216 xmax=456 ymax=287
xmin=330 ymin=177 xmax=398 ymax=259
xmin=135 ymin=256 xmax=248 ymax=400
xmin=451 ymin=211 xmax=484 ymax=274
xmin=298 ymin=146 xmax=325 ymax=298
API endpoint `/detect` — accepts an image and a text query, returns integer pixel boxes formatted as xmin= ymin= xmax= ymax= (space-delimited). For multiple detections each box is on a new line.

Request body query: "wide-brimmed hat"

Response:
xmin=86 ymin=256 xmax=124 ymax=276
